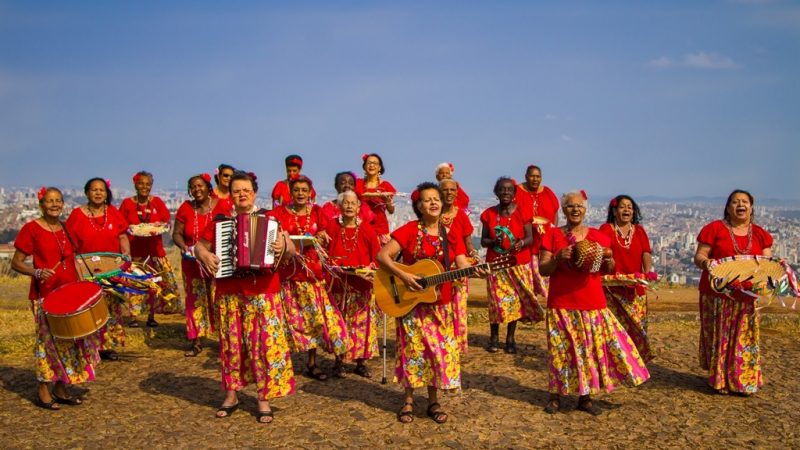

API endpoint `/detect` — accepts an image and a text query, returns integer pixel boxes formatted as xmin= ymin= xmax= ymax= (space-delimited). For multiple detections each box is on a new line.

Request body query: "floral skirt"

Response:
xmin=182 ymin=269 xmax=216 ymax=340
xmin=394 ymin=303 xmax=460 ymax=390
xmin=281 ymin=280 xmax=351 ymax=356
xmin=216 ymin=291 xmax=295 ymax=400
xmin=698 ymin=293 xmax=762 ymax=393
xmin=605 ymin=286 xmax=654 ymax=363
xmin=129 ymin=256 xmax=182 ymax=315
xmin=452 ymin=280 xmax=469 ymax=354
xmin=332 ymin=283 xmax=379 ymax=361
xmin=31 ymin=301 xmax=99 ymax=384
xmin=486 ymin=264 xmax=544 ymax=324
xmin=98 ymin=292 xmax=126 ymax=350
xmin=546 ymin=308 xmax=650 ymax=395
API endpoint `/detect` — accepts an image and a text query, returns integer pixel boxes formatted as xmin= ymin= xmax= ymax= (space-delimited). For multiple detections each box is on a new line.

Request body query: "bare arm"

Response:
xmin=172 ymin=220 xmax=187 ymax=253
xmin=119 ymin=234 xmax=131 ymax=257
xmin=642 ymin=252 xmax=653 ymax=273
xmin=694 ymin=243 xmax=712 ymax=271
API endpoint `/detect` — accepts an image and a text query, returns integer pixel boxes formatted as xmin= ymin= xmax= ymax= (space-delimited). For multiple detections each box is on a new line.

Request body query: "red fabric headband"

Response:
xmin=287 ymin=157 xmax=303 ymax=168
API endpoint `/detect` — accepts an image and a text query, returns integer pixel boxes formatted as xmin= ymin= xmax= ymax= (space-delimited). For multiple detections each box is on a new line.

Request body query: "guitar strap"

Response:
xmin=440 ymin=223 xmax=449 ymax=269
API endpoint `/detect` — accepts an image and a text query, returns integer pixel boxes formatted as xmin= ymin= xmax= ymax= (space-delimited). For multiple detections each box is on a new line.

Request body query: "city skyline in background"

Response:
xmin=1 ymin=1 xmax=798 ymax=199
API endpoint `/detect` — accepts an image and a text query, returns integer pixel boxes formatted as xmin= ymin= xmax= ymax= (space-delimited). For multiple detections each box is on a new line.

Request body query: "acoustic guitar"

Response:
xmin=374 ymin=255 xmax=516 ymax=317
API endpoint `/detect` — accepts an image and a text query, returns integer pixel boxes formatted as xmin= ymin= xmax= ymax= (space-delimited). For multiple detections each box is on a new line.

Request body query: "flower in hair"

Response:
xmin=201 ymin=173 xmax=212 ymax=183
xmin=105 ymin=179 xmax=112 ymax=189
xmin=132 ymin=173 xmax=142 ymax=184
xmin=448 ymin=162 xmax=454 ymax=172
xmin=247 ymin=171 xmax=258 ymax=181
xmin=37 ymin=186 xmax=47 ymax=201
xmin=411 ymin=189 xmax=420 ymax=203
xmin=361 ymin=153 xmax=369 ymax=161
xmin=214 ymin=168 xmax=219 ymax=175
xmin=580 ymin=190 xmax=587 ymax=200
xmin=610 ymin=198 xmax=618 ymax=207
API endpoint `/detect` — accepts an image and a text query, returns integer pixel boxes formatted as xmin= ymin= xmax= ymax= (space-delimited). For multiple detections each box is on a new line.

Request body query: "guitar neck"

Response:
xmin=421 ymin=263 xmax=488 ymax=288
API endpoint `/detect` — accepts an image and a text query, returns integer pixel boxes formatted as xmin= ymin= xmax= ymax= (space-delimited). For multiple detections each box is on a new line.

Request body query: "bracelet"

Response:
xmin=34 ymin=269 xmax=42 ymax=279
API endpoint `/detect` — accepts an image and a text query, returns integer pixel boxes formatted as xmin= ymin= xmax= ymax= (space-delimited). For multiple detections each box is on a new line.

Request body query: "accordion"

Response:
xmin=214 ymin=212 xmax=280 ymax=278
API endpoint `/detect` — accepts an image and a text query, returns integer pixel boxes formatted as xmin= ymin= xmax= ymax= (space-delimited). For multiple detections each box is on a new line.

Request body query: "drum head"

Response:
xmin=42 ymin=281 xmax=103 ymax=315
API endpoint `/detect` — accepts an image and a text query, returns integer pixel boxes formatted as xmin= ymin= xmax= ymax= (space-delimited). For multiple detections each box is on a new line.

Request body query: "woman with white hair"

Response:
xmin=538 ymin=190 xmax=650 ymax=416
xmin=326 ymin=190 xmax=381 ymax=378
xmin=435 ymin=162 xmax=470 ymax=210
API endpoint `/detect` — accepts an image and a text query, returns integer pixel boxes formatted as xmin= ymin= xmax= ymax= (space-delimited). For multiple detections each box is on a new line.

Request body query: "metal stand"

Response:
xmin=381 ymin=312 xmax=388 ymax=384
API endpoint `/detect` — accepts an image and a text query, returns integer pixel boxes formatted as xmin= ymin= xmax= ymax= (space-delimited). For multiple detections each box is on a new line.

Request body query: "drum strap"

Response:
xmin=60 ymin=221 xmax=93 ymax=281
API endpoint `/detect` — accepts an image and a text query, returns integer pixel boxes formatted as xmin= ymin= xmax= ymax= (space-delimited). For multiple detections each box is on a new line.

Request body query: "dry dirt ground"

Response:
xmin=1 ymin=279 xmax=798 ymax=449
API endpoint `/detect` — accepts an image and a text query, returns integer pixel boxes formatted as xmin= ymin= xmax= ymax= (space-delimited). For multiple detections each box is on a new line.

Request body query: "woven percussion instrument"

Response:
xmin=128 ymin=222 xmax=170 ymax=236
xmin=571 ymin=240 xmax=610 ymax=273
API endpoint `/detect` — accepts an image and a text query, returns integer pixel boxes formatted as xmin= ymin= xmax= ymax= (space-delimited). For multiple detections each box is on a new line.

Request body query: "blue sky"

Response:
xmin=1 ymin=1 xmax=798 ymax=200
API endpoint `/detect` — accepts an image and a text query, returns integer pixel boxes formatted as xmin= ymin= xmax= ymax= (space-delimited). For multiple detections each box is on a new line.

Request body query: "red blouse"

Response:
xmin=515 ymin=185 xmax=559 ymax=255
xmin=480 ymin=205 xmax=532 ymax=265
xmin=696 ymin=220 xmax=773 ymax=294
xmin=175 ymin=201 xmax=215 ymax=279
xmin=455 ymin=184 xmax=470 ymax=210
xmin=65 ymin=206 xmax=128 ymax=254
xmin=272 ymin=204 xmax=329 ymax=282
xmin=210 ymin=191 xmax=234 ymax=216
xmin=15 ymin=221 xmax=80 ymax=300
xmin=119 ymin=196 xmax=171 ymax=258
xmin=391 ymin=220 xmax=466 ymax=304
xmin=271 ymin=180 xmax=317 ymax=208
xmin=541 ymin=227 xmax=609 ymax=310
xmin=598 ymin=223 xmax=652 ymax=275
xmin=326 ymin=221 xmax=380 ymax=268
xmin=199 ymin=210 xmax=281 ymax=296
xmin=355 ymin=179 xmax=396 ymax=235
xmin=442 ymin=207 xmax=474 ymax=245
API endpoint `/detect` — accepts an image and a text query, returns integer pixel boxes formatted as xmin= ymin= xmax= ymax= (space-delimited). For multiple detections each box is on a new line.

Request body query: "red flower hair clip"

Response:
xmin=247 ymin=171 xmax=258 ymax=182
xmin=410 ymin=189 xmax=420 ymax=203
xmin=214 ymin=168 xmax=219 ymax=175
xmin=105 ymin=179 xmax=112 ymax=189
xmin=361 ymin=153 xmax=369 ymax=161
xmin=201 ymin=173 xmax=212 ymax=183
xmin=37 ymin=186 xmax=47 ymax=201
xmin=580 ymin=190 xmax=587 ymax=200
xmin=610 ymin=198 xmax=618 ymax=207
xmin=448 ymin=162 xmax=454 ymax=172
xmin=132 ymin=173 xmax=142 ymax=184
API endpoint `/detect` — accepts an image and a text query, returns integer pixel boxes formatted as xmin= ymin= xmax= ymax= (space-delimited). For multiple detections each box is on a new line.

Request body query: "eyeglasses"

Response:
xmin=365 ymin=161 xmax=380 ymax=167
xmin=232 ymin=189 xmax=253 ymax=195
xmin=220 ymin=173 xmax=233 ymax=178
xmin=565 ymin=204 xmax=585 ymax=209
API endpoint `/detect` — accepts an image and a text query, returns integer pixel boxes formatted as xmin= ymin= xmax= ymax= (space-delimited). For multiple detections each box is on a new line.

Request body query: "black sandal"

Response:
xmin=306 ymin=365 xmax=328 ymax=381
xmin=486 ymin=337 xmax=500 ymax=353
xmin=543 ymin=396 xmax=560 ymax=414
xmin=99 ymin=350 xmax=119 ymax=361
xmin=354 ymin=364 xmax=371 ymax=379
xmin=505 ymin=341 xmax=518 ymax=354
xmin=256 ymin=409 xmax=274 ymax=424
xmin=426 ymin=402 xmax=448 ymax=424
xmin=577 ymin=396 xmax=601 ymax=416
xmin=184 ymin=344 xmax=202 ymax=357
xmin=397 ymin=401 xmax=414 ymax=424
xmin=35 ymin=397 xmax=60 ymax=410
xmin=146 ymin=318 xmax=159 ymax=327
xmin=216 ymin=402 xmax=239 ymax=418
xmin=53 ymin=394 xmax=83 ymax=406
xmin=332 ymin=362 xmax=347 ymax=379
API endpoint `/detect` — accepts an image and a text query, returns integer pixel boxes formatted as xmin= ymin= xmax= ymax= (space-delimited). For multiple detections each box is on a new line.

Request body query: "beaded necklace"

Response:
xmin=440 ymin=207 xmax=457 ymax=228
xmin=338 ymin=217 xmax=360 ymax=254
xmin=613 ymin=223 xmax=635 ymax=249
xmin=135 ymin=196 xmax=152 ymax=223
xmin=414 ymin=221 xmax=443 ymax=260
xmin=726 ymin=221 xmax=753 ymax=255
xmin=191 ymin=199 xmax=211 ymax=244
xmin=44 ymin=219 xmax=68 ymax=269
xmin=86 ymin=205 xmax=108 ymax=231
xmin=290 ymin=204 xmax=312 ymax=234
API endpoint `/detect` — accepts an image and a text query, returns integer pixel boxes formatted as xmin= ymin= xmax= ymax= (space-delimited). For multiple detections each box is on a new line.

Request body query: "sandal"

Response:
xmin=53 ymin=394 xmax=83 ymax=406
xmin=332 ymin=362 xmax=347 ymax=379
xmin=426 ymin=402 xmax=448 ymax=424
xmin=184 ymin=344 xmax=203 ymax=357
xmin=486 ymin=337 xmax=500 ymax=354
xmin=397 ymin=401 xmax=414 ymax=424
xmin=35 ymin=397 xmax=60 ymax=410
xmin=99 ymin=350 xmax=119 ymax=361
xmin=577 ymin=396 xmax=601 ymax=416
xmin=306 ymin=365 xmax=328 ymax=381
xmin=505 ymin=341 xmax=518 ymax=354
xmin=543 ymin=396 xmax=560 ymax=414
xmin=354 ymin=364 xmax=371 ymax=379
xmin=215 ymin=402 xmax=239 ymax=418
xmin=146 ymin=318 xmax=159 ymax=327
xmin=256 ymin=409 xmax=274 ymax=424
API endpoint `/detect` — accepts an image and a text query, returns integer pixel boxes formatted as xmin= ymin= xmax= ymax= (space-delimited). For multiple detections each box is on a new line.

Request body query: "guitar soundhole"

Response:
xmin=417 ymin=276 xmax=428 ymax=289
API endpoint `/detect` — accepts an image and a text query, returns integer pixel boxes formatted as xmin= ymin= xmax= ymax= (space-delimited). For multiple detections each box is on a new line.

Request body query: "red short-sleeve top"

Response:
xmin=119 ymin=196 xmax=171 ymax=258
xmin=272 ymin=204 xmax=329 ymax=282
xmin=515 ymin=185 xmax=559 ymax=255
xmin=200 ymin=210 xmax=281 ymax=296
xmin=355 ymin=179 xmax=396 ymax=235
xmin=480 ymin=205 xmax=532 ymax=265
xmin=541 ymin=227 xmax=609 ymax=310
xmin=696 ymin=220 xmax=773 ymax=294
xmin=326 ymin=221 xmax=380 ymax=268
xmin=271 ymin=180 xmax=317 ymax=208
xmin=320 ymin=200 xmax=376 ymax=227
xmin=390 ymin=220 xmax=466 ymax=304
xmin=65 ymin=205 xmax=128 ymax=254
xmin=15 ymin=220 xmax=80 ymax=300
xmin=598 ymin=223 xmax=653 ymax=275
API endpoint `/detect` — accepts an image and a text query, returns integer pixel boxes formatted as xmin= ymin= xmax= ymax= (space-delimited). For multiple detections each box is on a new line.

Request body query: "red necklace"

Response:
xmin=339 ymin=223 xmax=359 ymax=254
xmin=414 ymin=222 xmax=443 ymax=260
xmin=726 ymin=221 xmax=753 ymax=255
xmin=290 ymin=205 xmax=312 ymax=234
xmin=87 ymin=205 xmax=108 ymax=231
xmin=135 ymin=197 xmax=152 ymax=223
xmin=613 ymin=223 xmax=634 ymax=249
xmin=191 ymin=199 xmax=211 ymax=244
xmin=44 ymin=220 xmax=68 ymax=268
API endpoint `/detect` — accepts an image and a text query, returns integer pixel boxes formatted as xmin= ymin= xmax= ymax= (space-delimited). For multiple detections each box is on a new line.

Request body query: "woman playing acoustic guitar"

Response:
xmin=376 ymin=182 xmax=486 ymax=424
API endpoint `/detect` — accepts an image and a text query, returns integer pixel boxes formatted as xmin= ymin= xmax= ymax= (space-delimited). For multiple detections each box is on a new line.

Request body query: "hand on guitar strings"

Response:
xmin=400 ymin=272 xmax=424 ymax=292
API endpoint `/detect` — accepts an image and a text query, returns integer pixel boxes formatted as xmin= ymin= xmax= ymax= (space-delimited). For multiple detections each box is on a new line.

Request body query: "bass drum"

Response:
xmin=42 ymin=281 xmax=108 ymax=340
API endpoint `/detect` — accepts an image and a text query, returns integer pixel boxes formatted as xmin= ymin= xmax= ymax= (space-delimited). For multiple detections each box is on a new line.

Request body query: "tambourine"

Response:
xmin=492 ymin=226 xmax=515 ymax=254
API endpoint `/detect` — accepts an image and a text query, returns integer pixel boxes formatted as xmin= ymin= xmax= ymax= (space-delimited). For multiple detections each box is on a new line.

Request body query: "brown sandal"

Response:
xmin=397 ymin=401 xmax=414 ymax=423
xmin=306 ymin=365 xmax=328 ymax=381
xmin=184 ymin=344 xmax=202 ymax=357
xmin=426 ymin=402 xmax=448 ymax=424
xmin=577 ymin=396 xmax=601 ymax=416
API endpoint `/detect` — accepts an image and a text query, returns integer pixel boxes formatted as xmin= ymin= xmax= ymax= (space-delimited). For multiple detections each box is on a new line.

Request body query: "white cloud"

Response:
xmin=560 ymin=134 xmax=573 ymax=142
xmin=648 ymin=52 xmax=738 ymax=70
